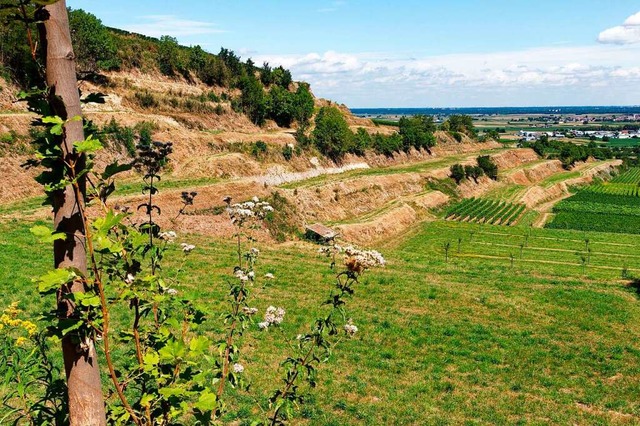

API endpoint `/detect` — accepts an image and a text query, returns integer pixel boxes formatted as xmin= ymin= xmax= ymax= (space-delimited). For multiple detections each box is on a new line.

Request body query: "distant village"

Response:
xmin=518 ymin=129 xmax=640 ymax=142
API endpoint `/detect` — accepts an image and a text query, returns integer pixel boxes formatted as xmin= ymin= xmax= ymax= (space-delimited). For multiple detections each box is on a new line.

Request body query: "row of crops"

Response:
xmin=547 ymin=180 xmax=640 ymax=234
xmin=611 ymin=167 xmax=640 ymax=184
xmin=582 ymin=183 xmax=640 ymax=197
xmin=445 ymin=198 xmax=525 ymax=226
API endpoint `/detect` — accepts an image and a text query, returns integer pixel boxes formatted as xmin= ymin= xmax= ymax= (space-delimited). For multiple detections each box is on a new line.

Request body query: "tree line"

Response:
xmin=309 ymin=111 xmax=494 ymax=161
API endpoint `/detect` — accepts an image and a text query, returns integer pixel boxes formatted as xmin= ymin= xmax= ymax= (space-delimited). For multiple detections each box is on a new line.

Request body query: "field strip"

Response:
xmin=471 ymin=229 xmax=637 ymax=248
xmin=473 ymin=241 xmax=640 ymax=259
xmin=458 ymin=253 xmax=637 ymax=272
xmin=436 ymin=222 xmax=638 ymax=247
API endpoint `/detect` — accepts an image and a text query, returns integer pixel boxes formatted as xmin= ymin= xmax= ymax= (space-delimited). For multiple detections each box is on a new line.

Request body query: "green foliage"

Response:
xmin=282 ymin=144 xmax=294 ymax=161
xmin=0 ymin=2 xmax=42 ymax=86
xmin=238 ymin=75 xmax=267 ymax=125
xmin=446 ymin=198 xmax=526 ymax=226
xmin=352 ymin=128 xmax=372 ymax=156
xmin=157 ymin=35 xmax=184 ymax=76
xmin=548 ymin=188 xmax=640 ymax=234
xmin=251 ymin=140 xmax=268 ymax=158
xmin=371 ymin=132 xmax=403 ymax=156
xmin=443 ymin=114 xmax=476 ymax=137
xmin=267 ymin=85 xmax=295 ymax=127
xmin=398 ymin=115 xmax=437 ymax=152
xmin=477 ymin=155 xmax=498 ymax=180
xmin=312 ymin=106 xmax=353 ymax=161
xmin=0 ymin=304 xmax=68 ymax=425
xmin=292 ymin=83 xmax=314 ymax=126
xmin=271 ymin=66 xmax=292 ymax=88
xmin=100 ymin=118 xmax=156 ymax=156
xmin=450 ymin=163 xmax=465 ymax=184
xmin=480 ymin=129 xmax=501 ymax=142
xmin=523 ymin=138 xmax=617 ymax=169
xmin=68 ymin=8 xmax=119 ymax=72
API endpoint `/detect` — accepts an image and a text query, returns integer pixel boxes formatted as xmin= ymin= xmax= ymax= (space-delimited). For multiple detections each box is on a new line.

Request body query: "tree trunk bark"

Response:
xmin=40 ymin=1 xmax=106 ymax=424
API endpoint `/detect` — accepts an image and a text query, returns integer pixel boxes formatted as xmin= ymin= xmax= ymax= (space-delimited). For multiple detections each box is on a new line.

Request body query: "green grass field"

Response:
xmin=2 ymin=214 xmax=640 ymax=424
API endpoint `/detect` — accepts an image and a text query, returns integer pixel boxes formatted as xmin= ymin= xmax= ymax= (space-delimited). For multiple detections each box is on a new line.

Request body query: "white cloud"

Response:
xmin=623 ymin=11 xmax=640 ymax=26
xmin=598 ymin=11 xmax=640 ymax=45
xmin=255 ymin=44 xmax=640 ymax=107
xmin=123 ymin=15 xmax=225 ymax=38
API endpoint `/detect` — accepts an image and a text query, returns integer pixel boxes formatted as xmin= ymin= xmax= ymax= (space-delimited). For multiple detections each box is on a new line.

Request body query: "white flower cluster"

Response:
xmin=234 ymin=269 xmax=251 ymax=282
xmin=180 ymin=243 xmax=195 ymax=253
xmin=264 ymin=273 xmax=274 ymax=279
xmin=242 ymin=307 xmax=258 ymax=316
xmin=258 ymin=306 xmax=285 ymax=329
xmin=158 ymin=231 xmax=177 ymax=241
xmin=318 ymin=244 xmax=385 ymax=272
xmin=343 ymin=246 xmax=386 ymax=272
xmin=233 ymin=363 xmax=244 ymax=373
xmin=225 ymin=196 xmax=274 ymax=225
xmin=344 ymin=319 xmax=358 ymax=336
xmin=318 ymin=244 xmax=342 ymax=257
xmin=166 ymin=288 xmax=178 ymax=296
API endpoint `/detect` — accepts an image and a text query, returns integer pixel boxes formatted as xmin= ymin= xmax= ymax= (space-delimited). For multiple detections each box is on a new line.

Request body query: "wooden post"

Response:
xmin=40 ymin=1 xmax=106 ymax=424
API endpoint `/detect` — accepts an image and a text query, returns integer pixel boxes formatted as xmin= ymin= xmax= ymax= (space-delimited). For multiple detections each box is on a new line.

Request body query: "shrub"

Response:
xmin=282 ymin=144 xmax=294 ymax=161
xmin=134 ymin=91 xmax=158 ymax=109
xmin=452 ymin=131 xmax=463 ymax=142
xmin=251 ymin=140 xmax=268 ymax=158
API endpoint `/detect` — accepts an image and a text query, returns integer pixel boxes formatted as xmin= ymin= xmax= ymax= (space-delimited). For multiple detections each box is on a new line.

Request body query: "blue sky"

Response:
xmin=67 ymin=0 xmax=640 ymax=108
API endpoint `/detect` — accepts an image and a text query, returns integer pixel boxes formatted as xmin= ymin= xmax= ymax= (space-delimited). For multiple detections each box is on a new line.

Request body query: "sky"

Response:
xmin=66 ymin=0 xmax=640 ymax=108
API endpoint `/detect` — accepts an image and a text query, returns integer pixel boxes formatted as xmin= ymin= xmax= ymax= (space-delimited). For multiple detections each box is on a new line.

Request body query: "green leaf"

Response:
xmin=158 ymin=386 xmax=187 ymax=399
xmin=30 ymin=225 xmax=65 ymax=243
xmin=102 ymin=161 xmax=133 ymax=180
xmin=159 ymin=340 xmax=186 ymax=363
xmin=36 ymin=268 xmax=77 ymax=294
xmin=189 ymin=336 xmax=209 ymax=354
xmin=143 ymin=351 xmax=160 ymax=371
xmin=41 ymin=116 xmax=63 ymax=125
xmin=93 ymin=210 xmax=126 ymax=233
xmin=140 ymin=393 xmax=154 ymax=408
xmin=72 ymin=293 xmax=101 ymax=308
xmin=194 ymin=390 xmax=217 ymax=412
xmin=74 ymin=135 xmax=103 ymax=154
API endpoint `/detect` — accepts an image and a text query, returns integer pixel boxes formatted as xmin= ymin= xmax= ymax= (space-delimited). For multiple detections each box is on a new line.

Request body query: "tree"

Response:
xmin=188 ymin=44 xmax=207 ymax=78
xmin=267 ymin=85 xmax=294 ymax=127
xmin=68 ymin=8 xmax=118 ymax=73
xmin=312 ymin=106 xmax=353 ymax=161
xmin=157 ymin=35 xmax=182 ymax=76
xmin=40 ymin=1 xmax=107 ymax=423
xmin=398 ymin=115 xmax=436 ymax=152
xmin=445 ymin=114 xmax=476 ymax=137
xmin=450 ymin=163 xmax=465 ymax=184
xmin=468 ymin=165 xmax=484 ymax=183
xmin=352 ymin=128 xmax=371 ymax=156
xmin=238 ymin=74 xmax=267 ymax=125
xmin=293 ymin=83 xmax=314 ymax=126
xmin=271 ymin=65 xmax=292 ymax=88
xmin=477 ymin=155 xmax=498 ymax=180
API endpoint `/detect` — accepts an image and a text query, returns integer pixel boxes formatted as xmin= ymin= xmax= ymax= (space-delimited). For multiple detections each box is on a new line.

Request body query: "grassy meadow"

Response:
xmin=2 ymin=213 xmax=640 ymax=424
